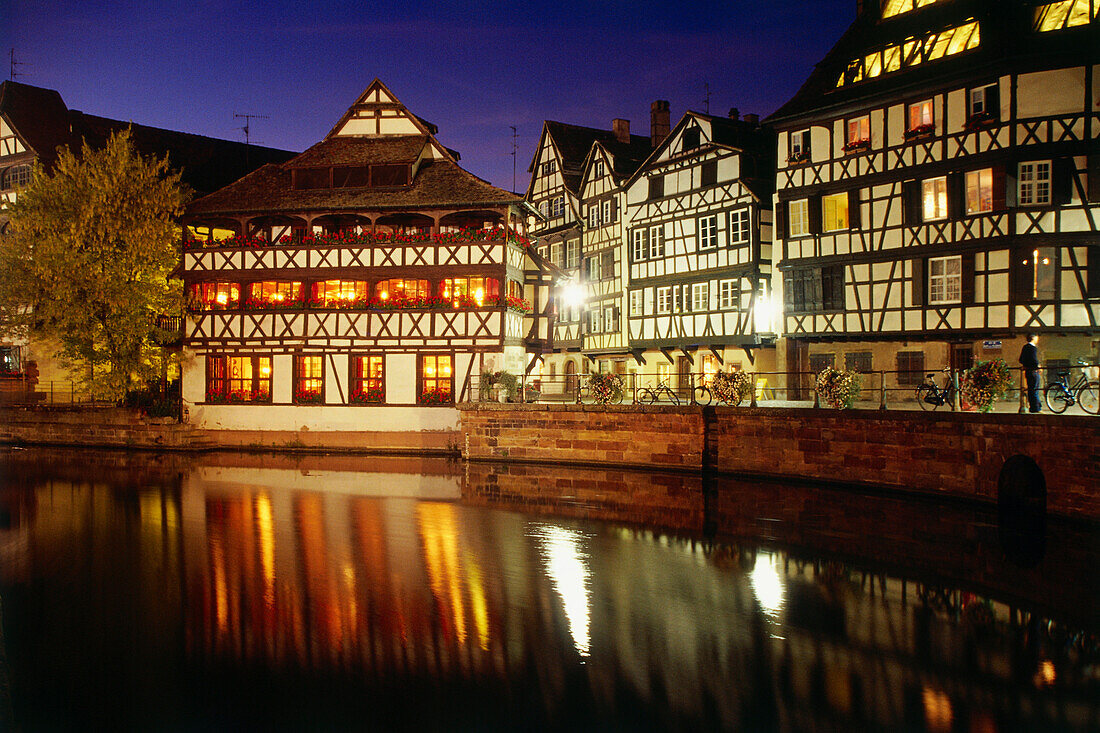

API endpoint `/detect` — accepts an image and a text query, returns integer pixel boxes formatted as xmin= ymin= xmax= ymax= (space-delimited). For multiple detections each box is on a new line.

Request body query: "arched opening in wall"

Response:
xmin=375 ymin=213 xmax=433 ymax=237
xmin=312 ymin=214 xmax=371 ymax=236
xmin=565 ymin=359 xmax=578 ymax=397
xmin=998 ymin=454 xmax=1046 ymax=567
xmin=186 ymin=217 xmax=241 ymax=244
xmin=438 ymin=210 xmax=504 ymax=234
xmin=246 ymin=215 xmax=307 ymax=243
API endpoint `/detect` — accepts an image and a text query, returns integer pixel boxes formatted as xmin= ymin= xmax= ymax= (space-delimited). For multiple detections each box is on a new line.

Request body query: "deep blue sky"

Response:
xmin=5 ymin=1 xmax=854 ymax=192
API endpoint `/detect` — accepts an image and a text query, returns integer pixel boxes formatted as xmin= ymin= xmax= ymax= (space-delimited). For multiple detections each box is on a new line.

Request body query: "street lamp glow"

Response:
xmin=561 ymin=282 xmax=585 ymax=308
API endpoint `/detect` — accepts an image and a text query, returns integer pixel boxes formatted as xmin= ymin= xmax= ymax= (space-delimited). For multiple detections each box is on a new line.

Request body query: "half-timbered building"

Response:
xmin=181 ymin=79 xmax=551 ymax=434
xmin=0 ymin=80 xmax=293 ymax=384
xmin=624 ymin=109 xmax=778 ymax=388
xmin=768 ymin=0 xmax=1100 ymax=394
xmin=525 ymin=114 xmax=656 ymax=388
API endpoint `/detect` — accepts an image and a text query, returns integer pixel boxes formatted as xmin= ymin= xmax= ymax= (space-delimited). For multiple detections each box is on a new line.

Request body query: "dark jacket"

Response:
xmin=1019 ymin=342 xmax=1040 ymax=370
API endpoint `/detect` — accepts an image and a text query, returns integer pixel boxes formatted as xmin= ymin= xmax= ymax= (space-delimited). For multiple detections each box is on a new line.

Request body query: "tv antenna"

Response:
xmin=703 ymin=81 xmax=711 ymax=115
xmin=234 ymin=112 xmax=269 ymax=146
xmin=509 ymin=125 xmax=518 ymax=193
xmin=9 ymin=49 xmax=30 ymax=81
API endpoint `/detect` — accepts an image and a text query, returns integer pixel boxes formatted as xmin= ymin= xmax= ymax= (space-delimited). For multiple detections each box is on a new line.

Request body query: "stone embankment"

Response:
xmin=461 ymin=404 xmax=1099 ymax=519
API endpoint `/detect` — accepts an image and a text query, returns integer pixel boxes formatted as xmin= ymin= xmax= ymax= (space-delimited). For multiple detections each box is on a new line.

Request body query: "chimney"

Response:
xmin=650 ymin=100 xmax=670 ymax=148
xmin=728 ymin=107 xmax=739 ymax=121
xmin=612 ymin=118 xmax=630 ymax=145
xmin=744 ymin=113 xmax=759 ymax=125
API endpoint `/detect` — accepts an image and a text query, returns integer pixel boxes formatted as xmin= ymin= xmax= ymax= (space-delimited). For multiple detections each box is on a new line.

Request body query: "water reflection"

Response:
xmin=0 ymin=448 xmax=1097 ymax=731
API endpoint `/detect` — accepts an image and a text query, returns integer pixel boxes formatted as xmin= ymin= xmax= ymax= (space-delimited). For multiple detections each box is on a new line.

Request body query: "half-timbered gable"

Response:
xmin=182 ymin=79 xmax=546 ymax=430
xmin=623 ymin=109 xmax=777 ymax=378
xmin=769 ymin=1 xmax=1099 ymax=388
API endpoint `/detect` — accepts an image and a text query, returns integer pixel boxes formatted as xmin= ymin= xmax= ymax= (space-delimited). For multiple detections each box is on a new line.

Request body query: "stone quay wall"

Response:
xmin=460 ymin=404 xmax=1099 ymax=519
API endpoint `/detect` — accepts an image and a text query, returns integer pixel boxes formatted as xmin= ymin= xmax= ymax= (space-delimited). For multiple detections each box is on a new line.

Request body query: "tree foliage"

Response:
xmin=0 ymin=130 xmax=189 ymax=398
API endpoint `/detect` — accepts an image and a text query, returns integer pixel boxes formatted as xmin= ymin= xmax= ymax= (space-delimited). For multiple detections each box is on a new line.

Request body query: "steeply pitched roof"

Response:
xmin=0 ymin=80 xmax=296 ymax=196
xmin=287 ymin=136 xmax=429 ymax=168
xmin=537 ymin=121 xmax=653 ymax=194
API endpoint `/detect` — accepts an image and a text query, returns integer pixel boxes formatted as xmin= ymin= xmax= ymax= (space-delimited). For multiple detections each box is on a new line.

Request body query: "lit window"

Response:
xmin=1034 ymin=0 xmax=1098 ymax=32
xmin=846 ymin=116 xmax=871 ymax=148
xmin=968 ymin=84 xmax=998 ymax=120
xmin=691 ymin=282 xmax=709 ymax=312
xmin=439 ymin=277 xmax=499 ymax=306
xmin=313 ymin=280 xmax=369 ymax=307
xmin=928 ymin=256 xmax=962 ymax=304
xmin=730 ymin=209 xmax=750 ymax=244
xmin=206 ymin=355 xmax=271 ymax=402
xmin=247 ymin=281 xmax=302 ymax=308
xmin=907 ymin=100 xmax=934 ymax=134
xmin=698 ymin=214 xmax=719 ymax=250
xmin=719 ymin=280 xmax=738 ymax=310
xmin=657 ymin=286 xmax=672 ymax=314
xmin=374 ymin=278 xmax=431 ymax=303
xmin=420 ymin=354 xmax=453 ymax=404
xmin=294 ymin=355 xmax=324 ymax=403
xmin=883 ymin=0 xmax=942 ymax=18
xmin=836 ymin=20 xmax=979 ymax=87
xmin=966 ymin=169 xmax=993 ymax=214
xmin=789 ymin=199 xmax=810 ymax=237
xmin=1019 ymin=161 xmax=1052 ymax=206
xmin=351 ymin=355 xmax=385 ymax=403
xmin=822 ymin=193 xmax=849 ymax=232
xmin=922 ymin=177 xmax=948 ymax=221
xmin=190 ymin=282 xmax=240 ymax=311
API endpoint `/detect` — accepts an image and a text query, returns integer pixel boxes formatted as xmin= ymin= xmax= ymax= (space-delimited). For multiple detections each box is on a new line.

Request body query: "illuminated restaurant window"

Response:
xmin=439 ymin=277 xmax=500 ymax=305
xmin=206 ymin=355 xmax=271 ymax=402
xmin=248 ymin=281 xmax=302 ymax=307
xmin=294 ymin=355 xmax=324 ymax=404
xmin=420 ymin=354 xmax=453 ymax=404
xmin=190 ymin=282 xmax=240 ymax=310
xmin=375 ymin=278 xmax=432 ymax=302
xmin=312 ymin=280 xmax=369 ymax=306
xmin=350 ymin=355 xmax=385 ymax=403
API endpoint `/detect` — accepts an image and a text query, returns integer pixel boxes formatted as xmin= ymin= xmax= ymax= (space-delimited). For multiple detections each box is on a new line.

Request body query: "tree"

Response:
xmin=0 ymin=129 xmax=189 ymax=399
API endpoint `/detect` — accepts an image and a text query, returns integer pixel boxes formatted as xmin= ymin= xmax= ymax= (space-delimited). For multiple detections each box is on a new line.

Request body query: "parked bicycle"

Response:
xmin=916 ymin=368 xmax=956 ymax=411
xmin=1043 ymin=360 xmax=1100 ymax=414
xmin=637 ymin=380 xmax=711 ymax=406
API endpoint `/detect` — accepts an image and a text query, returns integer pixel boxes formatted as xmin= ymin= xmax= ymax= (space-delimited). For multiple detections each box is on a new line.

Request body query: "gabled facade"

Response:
xmin=623 ymin=109 xmax=778 ymax=384
xmin=180 ymin=80 xmax=551 ymax=435
xmin=0 ymin=80 xmax=294 ymax=384
xmin=768 ymin=0 xmax=1100 ymax=394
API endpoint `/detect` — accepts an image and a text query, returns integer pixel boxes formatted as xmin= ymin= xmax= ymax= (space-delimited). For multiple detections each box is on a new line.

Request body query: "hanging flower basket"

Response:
xmin=960 ymin=359 xmax=1011 ymax=413
xmin=710 ymin=371 xmax=753 ymax=406
xmin=587 ymin=373 xmax=624 ymax=405
xmin=815 ymin=367 xmax=863 ymax=409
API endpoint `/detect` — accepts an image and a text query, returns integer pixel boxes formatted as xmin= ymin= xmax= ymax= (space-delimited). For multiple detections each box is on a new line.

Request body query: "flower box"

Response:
xmin=349 ymin=387 xmax=384 ymax=404
xmin=842 ymin=139 xmax=870 ymax=153
xmin=964 ymin=112 xmax=996 ymax=132
xmin=904 ymin=124 xmax=935 ymax=140
xmin=294 ymin=389 xmax=324 ymax=405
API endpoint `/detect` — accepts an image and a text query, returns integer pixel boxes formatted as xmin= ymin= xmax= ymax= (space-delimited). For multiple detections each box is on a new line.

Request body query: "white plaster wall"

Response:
xmin=181 ymin=348 xmax=205 ymax=405
xmin=273 ymin=354 xmax=292 ymax=403
xmin=190 ymin=404 xmax=460 ymax=432
xmin=388 ymin=353 xmax=416 ymax=403
xmin=1017 ymin=68 xmax=1084 ymax=118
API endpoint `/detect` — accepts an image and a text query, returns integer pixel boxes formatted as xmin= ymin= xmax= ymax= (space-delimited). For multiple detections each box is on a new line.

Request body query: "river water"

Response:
xmin=0 ymin=447 xmax=1096 ymax=731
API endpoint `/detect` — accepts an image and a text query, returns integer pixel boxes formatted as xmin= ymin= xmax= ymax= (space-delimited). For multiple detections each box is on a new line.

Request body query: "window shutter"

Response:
xmin=1086 ymin=246 xmax=1100 ymax=299
xmin=848 ymin=189 xmax=861 ymax=229
xmin=991 ymin=164 xmax=1007 ymax=211
xmin=1011 ymin=246 xmax=1031 ymax=302
xmin=783 ymin=271 xmax=794 ymax=312
xmin=901 ymin=180 xmax=920 ymax=225
xmin=1088 ymin=152 xmax=1100 ymax=203
xmin=1053 ymin=157 xmax=1075 ymax=205
xmin=775 ymin=201 xmax=788 ymax=240
xmin=986 ymin=85 xmax=1000 ymax=121
xmin=610 ymin=197 xmax=618 ymax=223
xmin=911 ymin=257 xmax=924 ymax=306
xmin=601 ymin=250 xmax=614 ymax=278
xmin=810 ymin=268 xmax=824 ymax=308
xmin=961 ymin=252 xmax=976 ymax=304
xmin=947 ymin=172 xmax=964 ymax=219
xmin=808 ymin=195 xmax=822 ymax=235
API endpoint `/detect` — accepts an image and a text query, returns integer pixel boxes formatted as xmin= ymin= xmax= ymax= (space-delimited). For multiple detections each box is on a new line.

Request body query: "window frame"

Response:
xmin=293 ymin=354 xmax=325 ymax=404
xmin=965 ymin=168 xmax=994 ymax=215
xmin=629 ymin=290 xmax=644 ymax=317
xmin=691 ymin=282 xmax=709 ymax=312
xmin=845 ymin=115 xmax=871 ymax=149
xmin=718 ymin=279 xmax=738 ymax=310
xmin=822 ymin=192 xmax=849 ymax=232
xmin=789 ymin=129 xmax=810 ymax=162
xmin=788 ymin=199 xmax=810 ymax=238
xmin=657 ymin=286 xmax=672 ymax=315
xmin=205 ymin=354 xmax=272 ymax=403
xmin=922 ymin=176 xmax=948 ymax=221
xmin=729 ymin=209 xmax=750 ymax=245
xmin=1018 ymin=161 xmax=1052 ymax=206
xmin=649 ymin=225 xmax=666 ymax=258
xmin=350 ymin=354 xmax=385 ymax=404
xmin=968 ymin=83 xmax=998 ymax=120
xmin=632 ymin=228 xmax=648 ymax=262
xmin=418 ymin=353 xmax=454 ymax=405
xmin=542 ymin=160 xmax=557 ymax=176
xmin=907 ymin=99 xmax=935 ymax=135
xmin=698 ymin=214 xmax=720 ymax=250
xmin=928 ymin=255 xmax=963 ymax=304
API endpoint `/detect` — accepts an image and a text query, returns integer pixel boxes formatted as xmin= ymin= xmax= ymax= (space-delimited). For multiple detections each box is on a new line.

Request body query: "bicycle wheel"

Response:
xmin=1044 ymin=384 xmax=1070 ymax=413
xmin=693 ymin=386 xmax=712 ymax=406
xmin=916 ymin=384 xmax=939 ymax=411
xmin=638 ymin=388 xmax=657 ymax=405
xmin=1076 ymin=381 xmax=1100 ymax=414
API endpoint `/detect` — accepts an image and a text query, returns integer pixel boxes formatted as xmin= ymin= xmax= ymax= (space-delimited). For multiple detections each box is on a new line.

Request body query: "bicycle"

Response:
xmin=915 ymin=368 xmax=956 ymax=411
xmin=1043 ymin=360 xmax=1099 ymax=414
xmin=637 ymin=380 xmax=711 ymax=406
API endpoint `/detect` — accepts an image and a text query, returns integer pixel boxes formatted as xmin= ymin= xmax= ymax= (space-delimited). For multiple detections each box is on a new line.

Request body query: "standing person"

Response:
xmin=1019 ymin=333 xmax=1042 ymax=413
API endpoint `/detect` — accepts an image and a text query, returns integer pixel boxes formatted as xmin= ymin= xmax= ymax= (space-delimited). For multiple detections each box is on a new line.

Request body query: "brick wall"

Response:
xmin=460 ymin=404 xmax=1099 ymax=518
